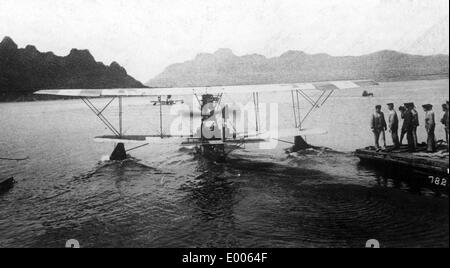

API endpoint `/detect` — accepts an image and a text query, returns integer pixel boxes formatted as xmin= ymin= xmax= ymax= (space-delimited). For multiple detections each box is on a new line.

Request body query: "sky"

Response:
xmin=0 ymin=0 xmax=449 ymax=82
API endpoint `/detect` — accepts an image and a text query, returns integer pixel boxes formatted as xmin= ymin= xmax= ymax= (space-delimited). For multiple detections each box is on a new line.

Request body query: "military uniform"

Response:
xmin=388 ymin=106 xmax=400 ymax=148
xmin=399 ymin=107 xmax=407 ymax=145
xmin=403 ymin=108 xmax=415 ymax=152
xmin=411 ymin=107 xmax=419 ymax=147
xmin=371 ymin=110 xmax=387 ymax=149
xmin=424 ymin=105 xmax=436 ymax=152
xmin=441 ymin=105 xmax=449 ymax=151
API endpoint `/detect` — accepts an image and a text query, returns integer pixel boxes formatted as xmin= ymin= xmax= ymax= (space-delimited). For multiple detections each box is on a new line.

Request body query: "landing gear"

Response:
xmin=81 ymin=97 xmax=130 ymax=161
xmin=292 ymin=136 xmax=310 ymax=152
xmin=289 ymin=88 xmax=335 ymax=150
xmin=110 ymin=143 xmax=127 ymax=161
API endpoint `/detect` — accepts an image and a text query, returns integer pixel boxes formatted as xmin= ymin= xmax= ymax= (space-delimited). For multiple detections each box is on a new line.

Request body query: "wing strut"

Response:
xmin=252 ymin=92 xmax=260 ymax=133
xmin=81 ymin=97 xmax=121 ymax=137
xmin=221 ymin=106 xmax=227 ymax=142
xmin=119 ymin=96 xmax=123 ymax=137
xmin=80 ymin=96 xmax=129 ymax=160
xmin=291 ymin=90 xmax=300 ymax=129
xmin=299 ymin=89 xmax=333 ymax=127
xmin=159 ymin=96 xmax=163 ymax=138
xmin=291 ymin=89 xmax=335 ymax=129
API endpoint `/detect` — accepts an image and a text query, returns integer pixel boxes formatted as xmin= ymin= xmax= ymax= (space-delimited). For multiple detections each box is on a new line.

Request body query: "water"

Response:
xmin=0 ymin=79 xmax=448 ymax=248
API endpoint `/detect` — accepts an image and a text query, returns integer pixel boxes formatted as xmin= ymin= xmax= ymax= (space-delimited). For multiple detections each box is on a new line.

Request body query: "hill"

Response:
xmin=147 ymin=48 xmax=449 ymax=87
xmin=0 ymin=36 xmax=145 ymax=102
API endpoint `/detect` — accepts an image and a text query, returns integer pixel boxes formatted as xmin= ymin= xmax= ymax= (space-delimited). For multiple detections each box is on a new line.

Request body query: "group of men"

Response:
xmin=370 ymin=101 xmax=449 ymax=153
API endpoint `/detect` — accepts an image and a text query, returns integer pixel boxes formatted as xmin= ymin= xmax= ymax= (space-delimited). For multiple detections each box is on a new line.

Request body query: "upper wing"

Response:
xmin=34 ymin=80 xmax=377 ymax=97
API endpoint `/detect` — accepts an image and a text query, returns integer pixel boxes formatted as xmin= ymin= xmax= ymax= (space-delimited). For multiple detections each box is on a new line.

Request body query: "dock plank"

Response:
xmin=355 ymin=145 xmax=449 ymax=176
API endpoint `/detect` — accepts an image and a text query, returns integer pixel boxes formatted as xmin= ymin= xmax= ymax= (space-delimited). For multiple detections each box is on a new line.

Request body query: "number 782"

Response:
xmin=429 ymin=176 xmax=448 ymax=187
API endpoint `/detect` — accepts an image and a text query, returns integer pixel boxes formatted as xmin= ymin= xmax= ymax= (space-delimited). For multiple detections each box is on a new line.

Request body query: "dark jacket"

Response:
xmin=403 ymin=110 xmax=414 ymax=132
xmin=442 ymin=110 xmax=449 ymax=130
xmin=371 ymin=112 xmax=387 ymax=131
xmin=412 ymin=109 xmax=419 ymax=127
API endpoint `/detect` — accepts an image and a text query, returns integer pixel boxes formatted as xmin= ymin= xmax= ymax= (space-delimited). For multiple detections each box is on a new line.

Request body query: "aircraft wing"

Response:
xmin=94 ymin=134 xmax=191 ymax=144
xmin=233 ymin=128 xmax=328 ymax=140
xmin=94 ymin=134 xmax=271 ymax=145
xmin=34 ymin=80 xmax=378 ymax=97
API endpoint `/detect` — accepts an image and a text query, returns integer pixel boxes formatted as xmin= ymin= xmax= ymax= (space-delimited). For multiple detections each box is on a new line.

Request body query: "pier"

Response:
xmin=356 ymin=144 xmax=449 ymax=190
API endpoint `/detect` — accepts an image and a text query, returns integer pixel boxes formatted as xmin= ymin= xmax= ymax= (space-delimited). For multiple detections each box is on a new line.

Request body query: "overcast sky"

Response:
xmin=0 ymin=0 xmax=448 ymax=82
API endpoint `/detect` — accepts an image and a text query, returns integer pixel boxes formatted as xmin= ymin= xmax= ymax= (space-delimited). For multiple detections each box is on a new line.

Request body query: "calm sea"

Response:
xmin=0 ymin=79 xmax=448 ymax=248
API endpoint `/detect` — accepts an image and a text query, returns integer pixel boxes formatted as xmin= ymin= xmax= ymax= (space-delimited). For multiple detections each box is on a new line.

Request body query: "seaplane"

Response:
xmin=35 ymin=80 xmax=377 ymax=162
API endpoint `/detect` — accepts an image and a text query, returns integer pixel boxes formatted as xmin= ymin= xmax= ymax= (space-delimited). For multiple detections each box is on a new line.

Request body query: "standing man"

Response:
xmin=403 ymin=103 xmax=416 ymax=152
xmin=371 ymin=105 xmax=387 ymax=150
xmin=423 ymin=104 xmax=436 ymax=153
xmin=441 ymin=101 xmax=449 ymax=151
xmin=399 ymin=106 xmax=407 ymax=145
xmin=387 ymin=103 xmax=400 ymax=149
xmin=410 ymin=103 xmax=420 ymax=148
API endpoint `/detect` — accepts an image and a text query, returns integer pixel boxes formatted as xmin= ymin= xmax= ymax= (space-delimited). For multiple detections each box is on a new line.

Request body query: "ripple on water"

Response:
xmin=1 ymin=137 xmax=449 ymax=248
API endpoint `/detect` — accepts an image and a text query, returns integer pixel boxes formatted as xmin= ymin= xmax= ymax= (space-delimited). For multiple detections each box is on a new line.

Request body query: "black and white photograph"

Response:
xmin=0 ymin=0 xmax=448 ymax=251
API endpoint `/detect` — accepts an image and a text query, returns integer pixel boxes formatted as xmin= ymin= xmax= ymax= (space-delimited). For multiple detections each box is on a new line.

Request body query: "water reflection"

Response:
xmin=357 ymin=162 xmax=449 ymax=197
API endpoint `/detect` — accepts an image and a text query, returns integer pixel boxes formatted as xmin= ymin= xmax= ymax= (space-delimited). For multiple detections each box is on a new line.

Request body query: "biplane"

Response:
xmin=35 ymin=80 xmax=377 ymax=162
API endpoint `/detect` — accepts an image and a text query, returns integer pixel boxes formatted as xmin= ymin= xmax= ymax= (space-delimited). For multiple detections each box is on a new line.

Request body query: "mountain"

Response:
xmin=0 ymin=36 xmax=145 ymax=102
xmin=146 ymin=48 xmax=449 ymax=87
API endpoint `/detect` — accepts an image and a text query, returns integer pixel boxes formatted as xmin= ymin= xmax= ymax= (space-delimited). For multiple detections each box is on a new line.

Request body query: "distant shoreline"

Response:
xmin=379 ymin=73 xmax=448 ymax=82
xmin=0 ymin=74 xmax=448 ymax=104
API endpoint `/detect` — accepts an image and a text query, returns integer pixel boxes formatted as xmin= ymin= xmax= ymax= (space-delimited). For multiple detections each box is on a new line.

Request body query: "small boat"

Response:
xmin=362 ymin=90 xmax=374 ymax=97
xmin=0 ymin=177 xmax=15 ymax=191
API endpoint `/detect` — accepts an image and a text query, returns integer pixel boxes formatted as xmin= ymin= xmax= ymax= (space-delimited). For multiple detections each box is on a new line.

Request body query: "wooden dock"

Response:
xmin=355 ymin=145 xmax=449 ymax=190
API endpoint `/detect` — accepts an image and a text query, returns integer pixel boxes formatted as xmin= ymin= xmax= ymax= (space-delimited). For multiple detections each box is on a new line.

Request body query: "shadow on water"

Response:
xmin=286 ymin=146 xmax=449 ymax=197
xmin=15 ymin=151 xmax=449 ymax=248
xmin=26 ymin=158 xmax=180 ymax=248
xmin=356 ymin=161 xmax=449 ymax=197
xmin=173 ymin=156 xmax=335 ymax=247
xmin=0 ymin=179 xmax=15 ymax=195
xmin=176 ymin=155 xmax=448 ymax=248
